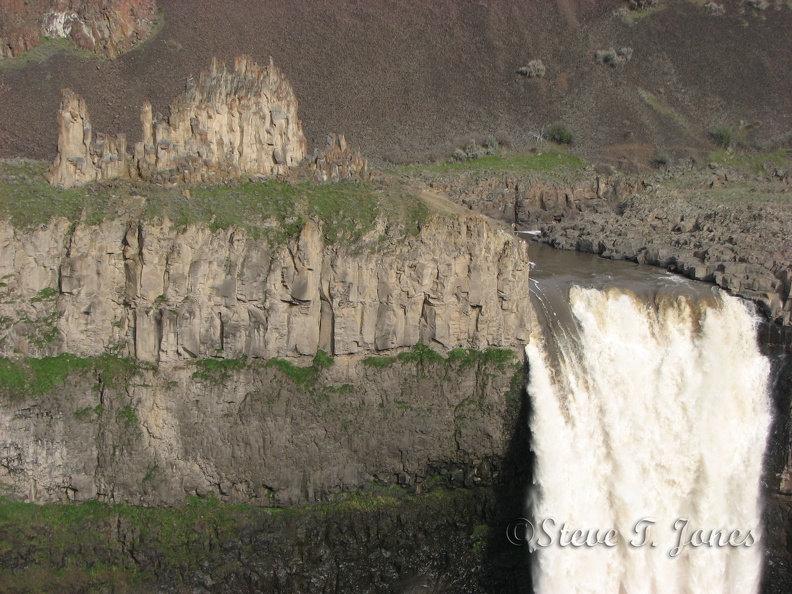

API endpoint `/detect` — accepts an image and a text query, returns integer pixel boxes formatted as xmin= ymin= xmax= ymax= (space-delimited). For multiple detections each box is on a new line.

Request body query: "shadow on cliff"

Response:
xmin=481 ymin=355 xmax=534 ymax=593
xmin=761 ymin=343 xmax=792 ymax=594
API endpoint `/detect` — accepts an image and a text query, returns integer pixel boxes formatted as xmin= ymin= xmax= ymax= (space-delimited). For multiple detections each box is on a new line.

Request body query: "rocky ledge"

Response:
xmin=0 ymin=212 xmax=529 ymax=362
xmin=423 ymin=164 xmax=792 ymax=327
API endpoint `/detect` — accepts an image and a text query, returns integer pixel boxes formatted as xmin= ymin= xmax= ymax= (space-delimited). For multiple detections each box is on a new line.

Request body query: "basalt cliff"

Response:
xmin=0 ymin=213 xmax=530 ymax=505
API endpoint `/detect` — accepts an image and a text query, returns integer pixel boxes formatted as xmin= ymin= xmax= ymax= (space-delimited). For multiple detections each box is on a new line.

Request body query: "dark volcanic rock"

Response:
xmin=1 ymin=1 xmax=791 ymax=164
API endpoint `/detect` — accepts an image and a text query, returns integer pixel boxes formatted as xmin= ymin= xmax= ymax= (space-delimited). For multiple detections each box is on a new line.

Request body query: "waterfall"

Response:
xmin=526 ymin=273 xmax=772 ymax=593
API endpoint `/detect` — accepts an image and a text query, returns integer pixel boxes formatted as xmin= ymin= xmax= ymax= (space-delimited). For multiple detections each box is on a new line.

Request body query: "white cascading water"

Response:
xmin=526 ymin=284 xmax=772 ymax=594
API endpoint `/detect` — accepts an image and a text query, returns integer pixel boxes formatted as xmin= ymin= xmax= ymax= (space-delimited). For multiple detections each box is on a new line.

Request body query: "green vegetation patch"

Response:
xmin=412 ymin=149 xmax=585 ymax=176
xmin=0 ymin=38 xmax=100 ymax=72
xmin=706 ymin=148 xmax=791 ymax=174
xmin=0 ymin=485 xmax=482 ymax=590
xmin=29 ymin=287 xmax=59 ymax=303
xmin=0 ymin=354 xmax=93 ymax=398
xmin=361 ymin=355 xmax=400 ymax=368
xmin=0 ymin=161 xmax=430 ymax=247
xmin=266 ymin=358 xmax=321 ymax=386
xmin=394 ymin=342 xmax=446 ymax=364
xmin=543 ymin=123 xmax=574 ymax=145
xmin=447 ymin=347 xmax=517 ymax=370
xmin=0 ymin=354 xmax=138 ymax=400
xmin=116 ymin=404 xmax=138 ymax=428
xmin=191 ymin=357 xmax=248 ymax=384
xmin=363 ymin=344 xmax=519 ymax=371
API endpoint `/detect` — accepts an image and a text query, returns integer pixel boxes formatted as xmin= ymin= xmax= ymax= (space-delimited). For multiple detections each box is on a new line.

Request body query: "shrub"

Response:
xmin=450 ymin=139 xmax=491 ymax=162
xmin=710 ymin=125 xmax=733 ymax=148
xmin=745 ymin=0 xmax=768 ymax=10
xmin=628 ymin=0 xmax=657 ymax=9
xmin=484 ymin=135 xmax=499 ymax=154
xmin=704 ymin=2 xmax=725 ymax=16
xmin=516 ymin=60 xmax=546 ymax=78
xmin=652 ymin=152 xmax=671 ymax=167
xmin=543 ymin=123 xmax=574 ymax=145
xmin=595 ymin=47 xmax=633 ymax=68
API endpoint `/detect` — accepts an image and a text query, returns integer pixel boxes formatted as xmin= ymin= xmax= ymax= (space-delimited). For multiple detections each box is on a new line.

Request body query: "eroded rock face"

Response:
xmin=46 ymin=88 xmax=129 ymax=186
xmin=0 ymin=354 xmax=522 ymax=506
xmin=0 ymin=212 xmax=529 ymax=506
xmin=0 ymin=0 xmax=157 ymax=59
xmin=47 ymin=56 xmax=309 ymax=186
xmin=0 ymin=215 xmax=529 ymax=363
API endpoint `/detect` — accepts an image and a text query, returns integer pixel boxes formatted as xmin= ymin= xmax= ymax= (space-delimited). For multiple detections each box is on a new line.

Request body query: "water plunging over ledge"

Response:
xmin=523 ymin=241 xmax=772 ymax=594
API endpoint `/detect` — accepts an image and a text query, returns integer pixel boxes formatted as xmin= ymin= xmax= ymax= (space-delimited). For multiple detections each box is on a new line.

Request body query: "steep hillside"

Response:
xmin=0 ymin=0 xmax=790 ymax=166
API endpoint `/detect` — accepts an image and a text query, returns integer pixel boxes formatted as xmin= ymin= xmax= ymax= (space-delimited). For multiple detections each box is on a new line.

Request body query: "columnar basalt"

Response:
xmin=47 ymin=56 xmax=309 ymax=187
xmin=0 ymin=215 xmax=530 ymax=363
xmin=0 ymin=212 xmax=529 ymax=507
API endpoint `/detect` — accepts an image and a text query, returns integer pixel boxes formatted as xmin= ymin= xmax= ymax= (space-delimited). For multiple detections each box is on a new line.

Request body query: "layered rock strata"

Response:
xmin=0 ymin=215 xmax=530 ymax=363
xmin=0 ymin=212 xmax=529 ymax=506
xmin=0 ymin=353 xmax=522 ymax=506
xmin=0 ymin=0 xmax=157 ymax=59
xmin=47 ymin=56 xmax=308 ymax=187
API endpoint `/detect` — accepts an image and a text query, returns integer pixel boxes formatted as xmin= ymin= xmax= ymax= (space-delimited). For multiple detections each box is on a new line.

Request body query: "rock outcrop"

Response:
xmin=0 ymin=0 xmax=157 ymax=59
xmin=0 ymin=214 xmax=529 ymax=363
xmin=47 ymin=88 xmax=129 ymax=186
xmin=307 ymin=133 xmax=369 ymax=182
xmin=47 ymin=56 xmax=309 ymax=186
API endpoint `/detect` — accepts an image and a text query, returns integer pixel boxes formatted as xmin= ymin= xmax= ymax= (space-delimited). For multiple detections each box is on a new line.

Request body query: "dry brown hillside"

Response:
xmin=0 ymin=0 xmax=790 ymax=167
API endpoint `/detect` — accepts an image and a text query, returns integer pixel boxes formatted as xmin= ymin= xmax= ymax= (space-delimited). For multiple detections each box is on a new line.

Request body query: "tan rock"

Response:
xmin=0 ymin=214 xmax=530 ymax=362
xmin=48 ymin=56 xmax=308 ymax=187
xmin=308 ymin=133 xmax=369 ymax=182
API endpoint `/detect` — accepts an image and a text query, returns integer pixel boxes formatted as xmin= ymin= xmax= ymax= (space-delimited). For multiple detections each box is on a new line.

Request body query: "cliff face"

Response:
xmin=0 ymin=353 xmax=523 ymax=507
xmin=0 ymin=215 xmax=529 ymax=362
xmin=0 ymin=0 xmax=157 ymax=59
xmin=0 ymin=213 xmax=529 ymax=506
xmin=48 ymin=56 xmax=309 ymax=187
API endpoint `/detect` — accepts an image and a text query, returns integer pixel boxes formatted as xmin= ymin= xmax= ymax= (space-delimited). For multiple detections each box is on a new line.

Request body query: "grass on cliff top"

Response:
xmin=407 ymin=148 xmax=586 ymax=176
xmin=0 ymin=160 xmax=430 ymax=244
xmin=0 ymin=38 xmax=100 ymax=72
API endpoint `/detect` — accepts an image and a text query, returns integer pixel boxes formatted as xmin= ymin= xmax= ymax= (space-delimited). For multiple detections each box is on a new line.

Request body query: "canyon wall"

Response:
xmin=0 ymin=212 xmax=530 ymax=506
xmin=0 ymin=0 xmax=157 ymax=59
xmin=0 ymin=214 xmax=529 ymax=362
xmin=0 ymin=351 xmax=524 ymax=508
